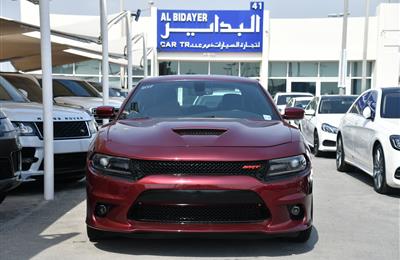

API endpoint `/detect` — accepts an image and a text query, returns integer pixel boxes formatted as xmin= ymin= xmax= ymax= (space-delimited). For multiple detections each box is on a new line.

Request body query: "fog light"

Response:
xmin=289 ymin=204 xmax=304 ymax=220
xmin=94 ymin=204 xmax=109 ymax=217
xmin=291 ymin=205 xmax=301 ymax=215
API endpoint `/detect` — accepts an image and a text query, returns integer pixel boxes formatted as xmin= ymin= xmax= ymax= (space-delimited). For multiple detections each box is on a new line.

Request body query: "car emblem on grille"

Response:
xmin=242 ymin=165 xmax=262 ymax=170
xmin=80 ymin=129 xmax=86 ymax=134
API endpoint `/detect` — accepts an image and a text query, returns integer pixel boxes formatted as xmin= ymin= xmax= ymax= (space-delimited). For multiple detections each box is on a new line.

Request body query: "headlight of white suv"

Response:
xmin=390 ymin=135 xmax=400 ymax=151
xmin=87 ymin=120 xmax=98 ymax=135
xmin=12 ymin=122 xmax=38 ymax=136
xmin=268 ymin=155 xmax=307 ymax=177
xmin=321 ymin=123 xmax=338 ymax=134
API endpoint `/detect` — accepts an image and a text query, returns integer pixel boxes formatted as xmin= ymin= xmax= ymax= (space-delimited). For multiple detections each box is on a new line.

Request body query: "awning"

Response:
xmin=0 ymin=17 xmax=127 ymax=71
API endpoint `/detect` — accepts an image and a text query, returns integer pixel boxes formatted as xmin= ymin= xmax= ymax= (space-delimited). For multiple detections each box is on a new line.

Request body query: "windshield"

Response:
xmin=3 ymin=76 xmax=43 ymax=103
xmin=277 ymin=94 xmax=312 ymax=105
xmin=381 ymin=90 xmax=400 ymax=118
xmin=120 ymin=80 xmax=280 ymax=121
xmin=91 ymin=82 xmax=127 ymax=98
xmin=318 ymin=96 xmax=356 ymax=114
xmin=52 ymin=79 xmax=101 ymax=98
xmin=0 ymin=76 xmax=28 ymax=103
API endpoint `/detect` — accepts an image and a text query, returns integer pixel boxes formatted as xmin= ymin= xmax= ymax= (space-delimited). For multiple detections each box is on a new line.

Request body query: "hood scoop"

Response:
xmin=172 ymin=128 xmax=227 ymax=136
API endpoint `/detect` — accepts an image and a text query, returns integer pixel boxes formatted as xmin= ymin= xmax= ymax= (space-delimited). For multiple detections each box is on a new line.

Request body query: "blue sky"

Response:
xmin=2 ymin=0 xmax=395 ymax=18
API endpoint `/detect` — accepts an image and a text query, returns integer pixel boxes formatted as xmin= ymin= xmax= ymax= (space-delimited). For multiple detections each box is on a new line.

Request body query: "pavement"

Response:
xmin=0 ymin=154 xmax=399 ymax=260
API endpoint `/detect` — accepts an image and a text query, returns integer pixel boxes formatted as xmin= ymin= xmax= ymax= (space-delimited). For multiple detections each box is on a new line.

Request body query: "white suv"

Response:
xmin=0 ymin=75 xmax=97 ymax=181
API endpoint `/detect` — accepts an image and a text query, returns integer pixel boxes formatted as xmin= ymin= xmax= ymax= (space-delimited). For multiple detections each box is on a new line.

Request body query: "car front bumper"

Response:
xmin=19 ymin=135 xmax=95 ymax=180
xmin=318 ymin=130 xmax=337 ymax=152
xmin=386 ymin=148 xmax=400 ymax=189
xmin=86 ymin=167 xmax=313 ymax=235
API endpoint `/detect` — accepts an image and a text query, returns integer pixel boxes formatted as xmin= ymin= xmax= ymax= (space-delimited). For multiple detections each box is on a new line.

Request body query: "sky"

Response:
xmin=1 ymin=0 xmax=397 ymax=19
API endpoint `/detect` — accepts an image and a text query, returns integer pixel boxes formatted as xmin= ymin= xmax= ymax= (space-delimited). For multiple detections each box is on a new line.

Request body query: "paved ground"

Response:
xmin=1 ymin=154 xmax=399 ymax=260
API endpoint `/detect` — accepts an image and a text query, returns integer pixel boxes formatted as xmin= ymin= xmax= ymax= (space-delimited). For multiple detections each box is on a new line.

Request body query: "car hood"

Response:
xmin=54 ymin=96 xmax=123 ymax=110
xmin=103 ymin=118 xmax=294 ymax=147
xmin=317 ymin=114 xmax=346 ymax=128
xmin=0 ymin=101 xmax=91 ymax=122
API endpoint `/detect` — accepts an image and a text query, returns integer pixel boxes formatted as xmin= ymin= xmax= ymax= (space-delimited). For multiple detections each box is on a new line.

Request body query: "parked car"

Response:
xmin=0 ymin=111 xmax=21 ymax=204
xmin=0 ymin=75 xmax=97 ymax=181
xmin=286 ymin=97 xmax=313 ymax=127
xmin=86 ymin=75 xmax=313 ymax=243
xmin=35 ymin=76 xmax=123 ymax=122
xmin=336 ymin=87 xmax=400 ymax=194
xmin=300 ymin=95 xmax=357 ymax=156
xmin=193 ymin=89 xmax=241 ymax=108
xmin=273 ymin=92 xmax=314 ymax=114
xmin=89 ymin=81 xmax=128 ymax=101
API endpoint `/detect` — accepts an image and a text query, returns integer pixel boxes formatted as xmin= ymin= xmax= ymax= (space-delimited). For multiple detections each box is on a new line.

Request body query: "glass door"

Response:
xmin=289 ymin=81 xmax=316 ymax=95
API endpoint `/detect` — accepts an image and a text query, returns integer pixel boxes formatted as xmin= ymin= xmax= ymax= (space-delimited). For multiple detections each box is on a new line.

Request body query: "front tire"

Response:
xmin=312 ymin=131 xmax=322 ymax=157
xmin=373 ymin=145 xmax=390 ymax=194
xmin=0 ymin=193 xmax=6 ymax=204
xmin=336 ymin=135 xmax=351 ymax=172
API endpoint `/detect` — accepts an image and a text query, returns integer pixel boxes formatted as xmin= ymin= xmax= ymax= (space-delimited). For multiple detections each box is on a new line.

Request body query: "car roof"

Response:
xmin=275 ymin=92 xmax=314 ymax=96
xmin=291 ymin=97 xmax=313 ymax=101
xmin=319 ymin=95 xmax=358 ymax=99
xmin=138 ymin=75 xmax=260 ymax=85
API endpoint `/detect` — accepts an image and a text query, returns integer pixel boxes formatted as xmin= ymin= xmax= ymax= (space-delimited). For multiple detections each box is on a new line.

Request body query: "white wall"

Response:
xmin=268 ymin=17 xmax=377 ymax=61
xmin=374 ymin=3 xmax=400 ymax=87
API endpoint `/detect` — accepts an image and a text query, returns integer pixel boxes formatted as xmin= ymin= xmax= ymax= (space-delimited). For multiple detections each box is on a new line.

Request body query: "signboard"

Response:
xmin=157 ymin=2 xmax=264 ymax=52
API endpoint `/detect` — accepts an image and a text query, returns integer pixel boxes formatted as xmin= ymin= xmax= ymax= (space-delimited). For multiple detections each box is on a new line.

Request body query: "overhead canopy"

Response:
xmin=0 ymin=17 xmax=127 ymax=71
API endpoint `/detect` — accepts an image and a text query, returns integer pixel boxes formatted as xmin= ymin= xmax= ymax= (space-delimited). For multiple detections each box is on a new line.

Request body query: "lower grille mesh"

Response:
xmin=128 ymin=190 xmax=269 ymax=223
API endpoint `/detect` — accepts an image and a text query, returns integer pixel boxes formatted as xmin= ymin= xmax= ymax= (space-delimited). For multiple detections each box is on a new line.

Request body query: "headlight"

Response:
xmin=91 ymin=154 xmax=132 ymax=179
xmin=268 ymin=155 xmax=307 ymax=177
xmin=12 ymin=122 xmax=37 ymax=136
xmin=0 ymin=118 xmax=16 ymax=139
xmin=390 ymin=135 xmax=400 ymax=151
xmin=321 ymin=123 xmax=338 ymax=134
xmin=87 ymin=120 xmax=98 ymax=135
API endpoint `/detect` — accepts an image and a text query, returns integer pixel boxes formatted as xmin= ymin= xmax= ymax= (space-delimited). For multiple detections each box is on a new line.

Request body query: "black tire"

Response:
xmin=312 ymin=131 xmax=322 ymax=157
xmin=373 ymin=144 xmax=390 ymax=194
xmin=336 ymin=135 xmax=351 ymax=172
xmin=291 ymin=226 xmax=312 ymax=243
xmin=0 ymin=193 xmax=6 ymax=204
xmin=87 ymin=226 xmax=110 ymax=242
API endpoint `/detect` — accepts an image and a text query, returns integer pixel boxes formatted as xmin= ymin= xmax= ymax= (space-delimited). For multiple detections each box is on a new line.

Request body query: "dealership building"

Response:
xmin=2 ymin=1 xmax=399 ymax=96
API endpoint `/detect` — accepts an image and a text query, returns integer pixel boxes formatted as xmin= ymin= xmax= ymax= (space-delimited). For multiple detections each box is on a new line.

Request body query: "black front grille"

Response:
xmin=173 ymin=129 xmax=227 ymax=136
xmin=35 ymin=121 xmax=89 ymax=139
xmin=21 ymin=147 xmax=37 ymax=171
xmin=39 ymin=152 xmax=87 ymax=174
xmin=128 ymin=190 xmax=269 ymax=223
xmin=322 ymin=140 xmax=336 ymax=147
xmin=131 ymin=160 xmax=268 ymax=180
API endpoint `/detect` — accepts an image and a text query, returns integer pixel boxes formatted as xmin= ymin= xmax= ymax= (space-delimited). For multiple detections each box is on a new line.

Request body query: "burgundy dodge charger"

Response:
xmin=86 ymin=75 xmax=313 ymax=242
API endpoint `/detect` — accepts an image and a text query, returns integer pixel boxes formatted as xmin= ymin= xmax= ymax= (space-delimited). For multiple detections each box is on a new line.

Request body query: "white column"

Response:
xmin=100 ymin=0 xmax=109 ymax=124
xmin=143 ymin=35 xmax=148 ymax=78
xmin=259 ymin=10 xmax=270 ymax=90
xmin=361 ymin=0 xmax=370 ymax=92
xmin=151 ymin=6 xmax=159 ymax=76
xmin=39 ymin=0 xmax=54 ymax=200
xmin=126 ymin=11 xmax=133 ymax=90
xmin=338 ymin=0 xmax=349 ymax=95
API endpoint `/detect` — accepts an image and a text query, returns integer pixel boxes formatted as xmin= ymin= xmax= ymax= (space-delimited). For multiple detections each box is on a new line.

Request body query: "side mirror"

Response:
xmin=283 ymin=107 xmax=304 ymax=120
xmin=305 ymin=109 xmax=315 ymax=116
xmin=95 ymin=106 xmax=116 ymax=119
xmin=18 ymin=89 xmax=28 ymax=99
xmin=362 ymin=106 xmax=372 ymax=120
